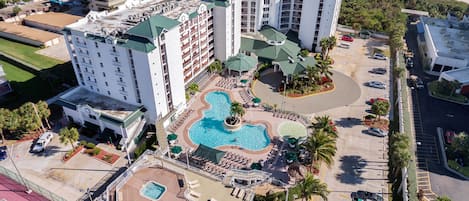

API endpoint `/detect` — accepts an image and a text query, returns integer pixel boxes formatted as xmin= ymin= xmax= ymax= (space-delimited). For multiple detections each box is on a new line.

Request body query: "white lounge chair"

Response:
xmin=190 ymin=190 xmax=201 ymax=198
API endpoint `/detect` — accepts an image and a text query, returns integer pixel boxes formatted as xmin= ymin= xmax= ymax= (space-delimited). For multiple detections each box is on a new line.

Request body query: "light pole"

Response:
xmin=31 ymin=103 xmax=45 ymax=132
xmin=9 ymin=144 xmax=31 ymax=194
xmin=86 ymin=187 xmax=93 ymax=201
xmin=281 ymin=77 xmax=288 ymax=111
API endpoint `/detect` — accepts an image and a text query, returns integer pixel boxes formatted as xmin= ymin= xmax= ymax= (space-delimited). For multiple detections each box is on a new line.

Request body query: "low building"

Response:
xmin=439 ymin=68 xmax=469 ymax=95
xmin=0 ymin=22 xmax=61 ymax=47
xmin=418 ymin=15 xmax=469 ymax=74
xmin=0 ymin=64 xmax=13 ymax=96
xmin=55 ymin=87 xmax=147 ymax=152
xmin=23 ymin=12 xmax=83 ymax=33
xmin=89 ymin=0 xmax=126 ymax=11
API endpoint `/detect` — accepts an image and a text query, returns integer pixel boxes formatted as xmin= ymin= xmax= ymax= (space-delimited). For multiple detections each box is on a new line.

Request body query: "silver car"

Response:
xmin=31 ymin=132 xmax=54 ymax=153
xmin=368 ymin=127 xmax=387 ymax=137
xmin=366 ymin=81 xmax=386 ymax=89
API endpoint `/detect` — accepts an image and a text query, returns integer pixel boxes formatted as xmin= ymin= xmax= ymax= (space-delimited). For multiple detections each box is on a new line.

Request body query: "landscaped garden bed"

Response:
xmin=428 ymin=80 xmax=468 ymax=104
xmin=81 ymin=141 xmax=119 ymax=165
xmin=448 ymin=160 xmax=469 ymax=177
xmin=63 ymin=146 xmax=84 ymax=162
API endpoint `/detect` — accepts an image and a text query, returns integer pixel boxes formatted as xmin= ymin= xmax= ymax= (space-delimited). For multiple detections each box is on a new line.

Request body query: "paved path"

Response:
xmin=0 ymin=174 xmax=49 ymax=201
xmin=252 ymin=70 xmax=361 ymax=115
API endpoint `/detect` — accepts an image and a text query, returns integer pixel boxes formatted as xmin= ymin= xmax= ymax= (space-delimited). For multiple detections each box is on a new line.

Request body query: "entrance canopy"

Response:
xmin=275 ymin=56 xmax=316 ymax=76
xmin=192 ymin=144 xmax=226 ymax=164
xmin=225 ymin=53 xmax=257 ymax=73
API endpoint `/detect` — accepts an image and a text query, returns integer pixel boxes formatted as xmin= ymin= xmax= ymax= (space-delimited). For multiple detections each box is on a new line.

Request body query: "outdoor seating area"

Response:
xmin=216 ymin=77 xmax=237 ymax=89
xmin=230 ymin=187 xmax=251 ymax=200
xmin=168 ymin=109 xmax=194 ymax=133
xmin=264 ymin=138 xmax=285 ymax=168
xmin=239 ymin=90 xmax=254 ymax=104
xmin=273 ymin=110 xmax=300 ymax=121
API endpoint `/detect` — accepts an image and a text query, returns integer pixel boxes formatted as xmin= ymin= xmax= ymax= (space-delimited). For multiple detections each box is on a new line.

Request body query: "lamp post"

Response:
xmin=185 ymin=147 xmax=192 ymax=169
xmin=9 ymin=144 xmax=31 ymax=194
xmin=281 ymin=77 xmax=288 ymax=111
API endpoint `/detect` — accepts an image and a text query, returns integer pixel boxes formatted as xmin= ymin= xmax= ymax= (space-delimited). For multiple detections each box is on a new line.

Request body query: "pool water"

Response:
xmin=140 ymin=181 xmax=166 ymax=200
xmin=189 ymin=91 xmax=270 ymax=151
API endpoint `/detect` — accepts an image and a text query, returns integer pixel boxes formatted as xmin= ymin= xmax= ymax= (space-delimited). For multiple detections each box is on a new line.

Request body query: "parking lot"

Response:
xmin=317 ymin=34 xmax=391 ymax=200
xmin=0 ymin=131 xmax=127 ymax=201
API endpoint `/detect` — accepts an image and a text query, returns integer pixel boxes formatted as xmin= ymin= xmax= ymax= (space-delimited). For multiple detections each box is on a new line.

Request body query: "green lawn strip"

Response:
xmin=0 ymin=60 xmax=35 ymax=81
xmin=0 ymin=38 xmax=64 ymax=69
xmin=448 ymin=160 xmax=469 ymax=177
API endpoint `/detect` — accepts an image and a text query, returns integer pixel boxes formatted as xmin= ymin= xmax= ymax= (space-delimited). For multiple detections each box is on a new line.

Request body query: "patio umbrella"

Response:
xmin=252 ymin=97 xmax=261 ymax=103
xmin=250 ymin=162 xmax=262 ymax=170
xmin=167 ymin=133 xmax=178 ymax=141
xmin=286 ymin=152 xmax=298 ymax=164
xmin=171 ymin=146 xmax=182 ymax=154
xmin=287 ymin=137 xmax=298 ymax=148
xmin=240 ymin=79 xmax=249 ymax=84
xmin=225 ymin=53 xmax=257 ymax=74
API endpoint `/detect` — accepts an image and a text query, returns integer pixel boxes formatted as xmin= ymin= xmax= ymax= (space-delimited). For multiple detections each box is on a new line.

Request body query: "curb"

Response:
xmin=435 ymin=127 xmax=469 ymax=180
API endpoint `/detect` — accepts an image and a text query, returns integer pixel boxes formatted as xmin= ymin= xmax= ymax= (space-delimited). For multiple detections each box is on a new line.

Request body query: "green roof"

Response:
xmin=276 ymin=56 xmax=316 ymax=76
xmin=127 ymin=15 xmax=180 ymax=39
xmin=192 ymin=144 xmax=226 ymax=164
xmin=99 ymin=106 xmax=145 ymax=127
xmin=225 ymin=53 xmax=258 ymax=72
xmin=240 ymin=37 xmax=300 ymax=61
xmin=213 ymin=0 xmax=230 ymax=7
xmin=259 ymin=26 xmax=287 ymax=42
xmin=118 ymin=36 xmax=156 ymax=53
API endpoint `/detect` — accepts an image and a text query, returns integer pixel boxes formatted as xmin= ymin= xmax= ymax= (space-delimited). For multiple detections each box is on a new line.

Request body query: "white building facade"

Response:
xmin=240 ymin=0 xmax=342 ymax=52
xmin=60 ymin=0 xmax=240 ymax=148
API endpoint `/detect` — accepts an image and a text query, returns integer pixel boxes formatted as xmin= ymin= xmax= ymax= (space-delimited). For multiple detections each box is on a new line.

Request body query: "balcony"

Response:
xmin=74 ymin=41 xmax=87 ymax=48
xmin=115 ymin=70 xmax=124 ymax=76
xmin=182 ymin=51 xmax=191 ymax=59
xmin=181 ymin=42 xmax=190 ymax=50
xmin=117 ymin=80 xmax=126 ymax=86
xmin=184 ymin=67 xmax=192 ymax=74
xmin=183 ymin=59 xmax=191 ymax=67
xmin=180 ymin=33 xmax=189 ymax=41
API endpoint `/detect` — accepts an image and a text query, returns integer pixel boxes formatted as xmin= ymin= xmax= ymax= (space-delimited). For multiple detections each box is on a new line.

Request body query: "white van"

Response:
xmin=32 ymin=132 xmax=54 ymax=153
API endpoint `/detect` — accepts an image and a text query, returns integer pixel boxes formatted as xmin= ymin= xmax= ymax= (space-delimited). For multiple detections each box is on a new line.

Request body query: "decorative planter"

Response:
xmin=63 ymin=146 xmax=84 ymax=162
xmin=224 ymin=117 xmax=242 ymax=130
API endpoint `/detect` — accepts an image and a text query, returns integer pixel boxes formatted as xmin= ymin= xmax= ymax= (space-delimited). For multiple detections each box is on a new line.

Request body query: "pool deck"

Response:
xmin=172 ymin=74 xmax=303 ymax=163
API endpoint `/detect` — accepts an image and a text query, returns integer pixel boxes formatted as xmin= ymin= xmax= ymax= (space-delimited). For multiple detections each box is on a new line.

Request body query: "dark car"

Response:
xmin=351 ymin=191 xmax=383 ymax=201
xmin=0 ymin=146 xmax=7 ymax=161
xmin=369 ymin=67 xmax=387 ymax=75
xmin=341 ymin=35 xmax=354 ymax=42
xmin=406 ymin=58 xmax=414 ymax=68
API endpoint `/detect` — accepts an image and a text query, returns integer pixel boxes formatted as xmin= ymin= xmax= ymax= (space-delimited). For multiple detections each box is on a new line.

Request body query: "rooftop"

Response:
xmin=68 ymin=0 xmax=214 ymax=37
xmin=0 ymin=22 xmax=60 ymax=43
xmin=23 ymin=12 xmax=82 ymax=30
xmin=422 ymin=17 xmax=469 ymax=60
xmin=441 ymin=67 xmax=469 ymax=83
xmin=59 ymin=87 xmax=140 ymax=120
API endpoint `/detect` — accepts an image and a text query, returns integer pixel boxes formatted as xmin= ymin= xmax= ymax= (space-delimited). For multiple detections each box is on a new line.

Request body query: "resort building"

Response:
xmin=60 ymin=0 xmax=240 ymax=150
xmin=418 ymin=15 xmax=469 ymax=74
xmin=240 ymin=0 xmax=342 ymax=51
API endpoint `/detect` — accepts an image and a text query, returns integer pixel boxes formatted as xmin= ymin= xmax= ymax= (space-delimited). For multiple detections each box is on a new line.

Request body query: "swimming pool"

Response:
xmin=189 ymin=91 xmax=270 ymax=151
xmin=140 ymin=181 xmax=166 ymax=200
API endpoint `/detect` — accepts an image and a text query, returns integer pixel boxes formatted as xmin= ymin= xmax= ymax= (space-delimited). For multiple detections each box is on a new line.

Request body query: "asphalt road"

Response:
xmin=405 ymin=23 xmax=469 ymax=201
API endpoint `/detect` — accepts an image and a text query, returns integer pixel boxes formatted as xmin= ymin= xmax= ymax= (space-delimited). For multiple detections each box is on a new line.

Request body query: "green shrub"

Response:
xmin=80 ymin=140 xmax=87 ymax=146
xmin=92 ymin=148 xmax=101 ymax=156
xmin=85 ymin=142 xmax=96 ymax=149
xmin=365 ymin=114 xmax=376 ymax=120
xmin=300 ymin=49 xmax=309 ymax=57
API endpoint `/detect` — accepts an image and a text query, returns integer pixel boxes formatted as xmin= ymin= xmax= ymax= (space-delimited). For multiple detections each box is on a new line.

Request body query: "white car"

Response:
xmin=368 ymin=127 xmax=388 ymax=137
xmin=373 ymin=53 xmax=387 ymax=60
xmin=31 ymin=132 xmax=54 ymax=153
xmin=366 ymin=81 xmax=386 ymax=89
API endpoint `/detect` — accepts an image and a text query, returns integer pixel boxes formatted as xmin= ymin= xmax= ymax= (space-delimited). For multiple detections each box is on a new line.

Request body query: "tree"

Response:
xmin=5 ymin=109 xmax=20 ymax=133
xmin=390 ymin=132 xmax=411 ymax=176
xmin=36 ymin=101 xmax=51 ymax=129
xmin=304 ymin=65 xmax=321 ymax=87
xmin=310 ymin=115 xmax=337 ymax=138
xmin=316 ymin=60 xmax=333 ymax=80
xmin=352 ymin=23 xmax=362 ymax=34
xmin=371 ymin=100 xmax=390 ymax=120
xmin=59 ymin=127 xmax=79 ymax=150
xmin=208 ymin=60 xmax=222 ymax=74
xmin=319 ymin=38 xmax=329 ymax=60
xmin=187 ymin=83 xmax=199 ymax=95
xmin=17 ymin=102 xmax=42 ymax=132
xmin=292 ymin=74 xmax=300 ymax=90
xmin=300 ymin=49 xmax=310 ymax=57
xmin=230 ymin=102 xmax=245 ymax=118
xmin=0 ymin=0 xmax=6 ymax=9
xmin=451 ymin=132 xmax=469 ymax=156
xmin=297 ymin=173 xmax=329 ymax=201
xmin=436 ymin=196 xmax=452 ymax=201
xmin=12 ymin=6 xmax=21 ymax=16
xmin=325 ymin=36 xmax=337 ymax=60
xmin=0 ymin=108 xmax=10 ymax=144
xmin=302 ymin=129 xmax=337 ymax=168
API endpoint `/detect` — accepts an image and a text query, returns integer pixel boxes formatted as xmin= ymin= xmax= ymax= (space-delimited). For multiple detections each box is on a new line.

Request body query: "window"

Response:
xmin=119 ymin=77 xmax=123 ymax=82
xmin=121 ymin=86 xmax=125 ymax=91
xmin=100 ymin=62 xmax=103 ymax=67
xmin=94 ymin=42 xmax=98 ymax=48
xmin=251 ymin=2 xmax=256 ymax=7
xmin=97 ymin=52 xmax=101 ymax=57
xmin=123 ymin=96 xmax=127 ymax=100
xmin=87 ymin=76 xmax=90 ymax=81
xmin=102 ymin=72 xmax=106 ymax=77
xmin=112 ymin=46 xmax=116 ymax=52
xmin=117 ymin=67 xmax=121 ymax=72
xmin=114 ymin=57 xmax=118 ymax=62
xmin=105 ymin=81 xmax=108 ymax=86
xmin=90 ymin=86 xmax=93 ymax=90
xmin=89 ymin=115 xmax=96 ymax=120
xmin=107 ymin=91 xmax=111 ymax=95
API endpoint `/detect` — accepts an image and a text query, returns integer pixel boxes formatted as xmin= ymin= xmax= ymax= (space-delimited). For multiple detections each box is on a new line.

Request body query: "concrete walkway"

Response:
xmin=251 ymin=70 xmax=361 ymax=115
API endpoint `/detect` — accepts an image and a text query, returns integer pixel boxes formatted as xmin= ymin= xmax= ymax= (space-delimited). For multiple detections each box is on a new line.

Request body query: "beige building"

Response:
xmin=23 ymin=12 xmax=82 ymax=33
xmin=0 ymin=22 xmax=61 ymax=47
xmin=89 ymin=0 xmax=126 ymax=11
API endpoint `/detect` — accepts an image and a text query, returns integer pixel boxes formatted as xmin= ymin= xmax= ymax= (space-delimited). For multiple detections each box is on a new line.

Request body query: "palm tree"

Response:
xmin=292 ymin=74 xmax=300 ymax=90
xmin=305 ymin=65 xmax=321 ymax=86
xmin=302 ymin=130 xmax=337 ymax=168
xmin=297 ymin=173 xmax=329 ymax=201
xmin=208 ymin=60 xmax=222 ymax=74
xmin=390 ymin=132 xmax=411 ymax=176
xmin=0 ymin=108 xmax=10 ymax=144
xmin=316 ymin=60 xmax=333 ymax=80
xmin=5 ymin=109 xmax=20 ymax=134
xmin=18 ymin=103 xmax=42 ymax=133
xmin=310 ymin=116 xmax=337 ymax=138
xmin=325 ymin=36 xmax=337 ymax=60
xmin=59 ymin=127 xmax=79 ymax=150
xmin=36 ymin=101 xmax=51 ymax=129
xmin=230 ymin=102 xmax=245 ymax=118
xmin=187 ymin=83 xmax=199 ymax=95
xmin=319 ymin=38 xmax=329 ymax=60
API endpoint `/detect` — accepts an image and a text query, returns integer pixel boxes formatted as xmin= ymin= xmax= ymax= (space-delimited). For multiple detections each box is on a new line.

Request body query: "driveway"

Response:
xmin=0 ymin=132 xmax=127 ymax=201
xmin=316 ymin=35 xmax=391 ymax=201
xmin=405 ymin=22 xmax=469 ymax=201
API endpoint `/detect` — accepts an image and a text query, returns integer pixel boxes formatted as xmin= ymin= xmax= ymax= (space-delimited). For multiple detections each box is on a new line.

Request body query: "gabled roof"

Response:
xmin=127 ymin=15 xmax=180 ymax=39
xmin=240 ymin=37 xmax=300 ymax=60
xmin=118 ymin=36 xmax=156 ymax=53
xmin=259 ymin=26 xmax=287 ymax=42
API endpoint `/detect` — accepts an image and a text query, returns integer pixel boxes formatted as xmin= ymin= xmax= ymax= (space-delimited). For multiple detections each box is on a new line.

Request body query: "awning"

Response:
xmin=167 ymin=133 xmax=178 ymax=141
xmin=192 ymin=144 xmax=226 ymax=164
xmin=225 ymin=53 xmax=257 ymax=73
xmin=171 ymin=146 xmax=182 ymax=154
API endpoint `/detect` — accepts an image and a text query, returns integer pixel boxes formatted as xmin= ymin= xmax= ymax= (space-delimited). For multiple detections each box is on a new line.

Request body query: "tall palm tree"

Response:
xmin=302 ymin=130 xmax=337 ymax=168
xmin=390 ymin=132 xmax=411 ymax=176
xmin=297 ymin=173 xmax=329 ymax=201
xmin=59 ymin=127 xmax=79 ymax=150
xmin=0 ymin=108 xmax=10 ymax=144
xmin=6 ymin=109 xmax=20 ymax=134
xmin=325 ymin=36 xmax=337 ymax=60
xmin=230 ymin=102 xmax=245 ymax=118
xmin=305 ymin=66 xmax=321 ymax=86
xmin=36 ymin=101 xmax=51 ymax=129
xmin=316 ymin=60 xmax=333 ymax=80
xmin=187 ymin=83 xmax=199 ymax=95
xmin=310 ymin=116 xmax=337 ymax=138
xmin=319 ymin=38 xmax=329 ymax=60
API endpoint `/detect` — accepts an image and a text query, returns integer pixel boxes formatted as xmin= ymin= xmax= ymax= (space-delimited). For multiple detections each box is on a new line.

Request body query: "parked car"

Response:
xmin=31 ymin=132 xmax=54 ymax=153
xmin=369 ymin=67 xmax=387 ymax=75
xmin=406 ymin=58 xmax=414 ymax=69
xmin=445 ymin=130 xmax=456 ymax=144
xmin=339 ymin=42 xmax=351 ymax=49
xmin=368 ymin=127 xmax=388 ymax=137
xmin=0 ymin=146 xmax=7 ymax=161
xmin=372 ymin=53 xmax=387 ymax=60
xmin=351 ymin=190 xmax=384 ymax=201
xmin=341 ymin=35 xmax=354 ymax=42
xmin=368 ymin=98 xmax=388 ymax=105
xmin=366 ymin=81 xmax=386 ymax=89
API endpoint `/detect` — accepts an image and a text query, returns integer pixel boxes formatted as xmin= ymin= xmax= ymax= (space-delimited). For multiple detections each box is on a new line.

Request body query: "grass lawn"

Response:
xmin=0 ymin=60 xmax=35 ymax=82
xmin=0 ymin=38 xmax=64 ymax=69
xmin=448 ymin=160 xmax=469 ymax=177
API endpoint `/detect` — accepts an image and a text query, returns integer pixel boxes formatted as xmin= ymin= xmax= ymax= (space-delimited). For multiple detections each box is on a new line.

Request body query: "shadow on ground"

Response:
xmin=334 ymin=117 xmax=362 ymax=128
xmin=335 ymin=155 xmax=367 ymax=184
